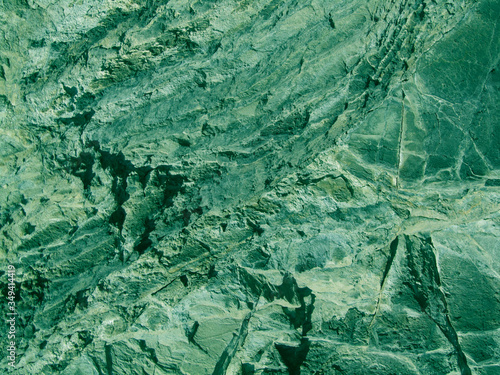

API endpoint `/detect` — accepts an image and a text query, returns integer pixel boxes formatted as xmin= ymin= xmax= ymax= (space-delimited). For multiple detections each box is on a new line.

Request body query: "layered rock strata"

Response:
xmin=0 ymin=0 xmax=499 ymax=374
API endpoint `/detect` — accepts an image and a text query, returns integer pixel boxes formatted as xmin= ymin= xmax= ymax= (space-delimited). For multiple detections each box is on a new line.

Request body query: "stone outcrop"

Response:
xmin=0 ymin=0 xmax=499 ymax=374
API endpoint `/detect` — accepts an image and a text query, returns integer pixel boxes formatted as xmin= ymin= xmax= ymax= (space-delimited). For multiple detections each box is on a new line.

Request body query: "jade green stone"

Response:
xmin=0 ymin=0 xmax=498 ymax=374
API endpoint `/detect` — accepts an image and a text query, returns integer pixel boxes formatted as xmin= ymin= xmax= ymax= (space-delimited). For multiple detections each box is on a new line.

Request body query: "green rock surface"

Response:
xmin=0 ymin=0 xmax=499 ymax=374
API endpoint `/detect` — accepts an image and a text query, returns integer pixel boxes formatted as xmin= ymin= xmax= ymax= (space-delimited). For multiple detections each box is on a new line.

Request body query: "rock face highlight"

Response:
xmin=0 ymin=0 xmax=499 ymax=374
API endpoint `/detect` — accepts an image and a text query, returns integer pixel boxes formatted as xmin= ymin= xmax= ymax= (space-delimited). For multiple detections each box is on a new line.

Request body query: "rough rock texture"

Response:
xmin=1 ymin=0 xmax=499 ymax=374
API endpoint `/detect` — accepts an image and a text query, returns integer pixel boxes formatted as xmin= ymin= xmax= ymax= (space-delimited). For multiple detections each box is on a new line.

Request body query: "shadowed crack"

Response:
xmin=187 ymin=321 xmax=208 ymax=354
xmin=58 ymin=109 xmax=96 ymax=128
xmin=212 ymin=310 xmax=254 ymax=375
xmin=396 ymin=90 xmax=406 ymax=188
xmin=239 ymin=269 xmax=315 ymax=336
xmin=90 ymin=355 xmax=105 ymax=375
xmin=87 ymin=141 xmax=134 ymax=232
xmin=134 ymin=218 xmax=155 ymax=255
xmin=137 ymin=339 xmax=159 ymax=365
xmin=237 ymin=270 xmax=315 ymax=373
xmin=275 ymin=273 xmax=316 ymax=336
xmin=61 ymin=140 xmax=186 ymax=266
xmin=382 ymin=236 xmax=399 ymax=289
xmin=66 ymin=142 xmax=185 ymax=240
xmin=370 ymin=236 xmax=400 ymax=329
xmin=404 ymin=234 xmax=471 ymax=375
xmin=66 ymin=151 xmax=95 ymax=194
xmin=104 ymin=344 xmax=113 ymax=375
xmin=275 ymin=338 xmax=311 ymax=375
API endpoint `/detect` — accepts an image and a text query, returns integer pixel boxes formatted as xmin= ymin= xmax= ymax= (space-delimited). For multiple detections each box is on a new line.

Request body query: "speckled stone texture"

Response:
xmin=0 ymin=0 xmax=499 ymax=374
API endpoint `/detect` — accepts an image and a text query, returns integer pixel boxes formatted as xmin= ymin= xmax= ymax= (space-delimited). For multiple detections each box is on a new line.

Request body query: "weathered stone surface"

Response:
xmin=0 ymin=0 xmax=499 ymax=374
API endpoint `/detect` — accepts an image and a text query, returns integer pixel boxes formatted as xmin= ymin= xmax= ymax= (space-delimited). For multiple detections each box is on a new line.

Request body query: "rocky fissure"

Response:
xmin=1 ymin=0 xmax=499 ymax=374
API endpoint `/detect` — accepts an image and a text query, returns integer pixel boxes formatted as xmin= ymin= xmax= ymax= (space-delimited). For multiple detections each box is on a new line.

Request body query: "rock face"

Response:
xmin=1 ymin=0 xmax=499 ymax=374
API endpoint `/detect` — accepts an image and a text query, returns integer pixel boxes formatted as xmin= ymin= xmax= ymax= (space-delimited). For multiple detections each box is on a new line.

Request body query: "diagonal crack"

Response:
xmin=187 ymin=321 xmax=209 ymax=355
xmin=404 ymin=234 xmax=471 ymax=375
xmin=370 ymin=236 xmax=399 ymax=329
xmin=382 ymin=236 xmax=399 ymax=289
xmin=211 ymin=308 xmax=255 ymax=375
xmin=396 ymin=90 xmax=406 ymax=189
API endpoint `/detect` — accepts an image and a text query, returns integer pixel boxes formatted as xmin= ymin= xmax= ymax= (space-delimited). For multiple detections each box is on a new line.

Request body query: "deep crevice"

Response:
xmin=275 ymin=338 xmax=311 ymax=375
xmin=87 ymin=141 xmax=134 ymax=231
xmin=58 ymin=109 xmax=95 ymax=128
xmin=381 ymin=236 xmax=399 ymax=287
xmin=137 ymin=339 xmax=159 ymax=364
xmin=134 ymin=218 xmax=155 ymax=255
xmin=155 ymin=165 xmax=185 ymax=207
xmin=186 ymin=321 xmax=208 ymax=354
xmin=104 ymin=344 xmax=113 ymax=375
xmin=212 ymin=310 xmax=254 ymax=375
xmin=404 ymin=234 xmax=472 ymax=375
xmin=66 ymin=151 xmax=95 ymax=193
